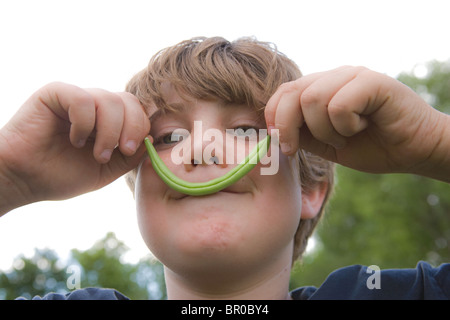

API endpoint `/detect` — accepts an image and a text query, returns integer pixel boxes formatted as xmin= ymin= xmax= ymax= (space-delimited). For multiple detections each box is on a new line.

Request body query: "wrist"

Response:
xmin=0 ymin=163 xmax=26 ymax=216
xmin=0 ymin=133 xmax=32 ymax=216
xmin=415 ymin=111 xmax=450 ymax=182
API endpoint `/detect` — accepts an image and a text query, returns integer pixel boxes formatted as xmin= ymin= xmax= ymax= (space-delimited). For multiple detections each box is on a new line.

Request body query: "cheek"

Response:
xmin=134 ymin=159 xmax=169 ymax=254
xmin=251 ymin=154 xmax=303 ymax=243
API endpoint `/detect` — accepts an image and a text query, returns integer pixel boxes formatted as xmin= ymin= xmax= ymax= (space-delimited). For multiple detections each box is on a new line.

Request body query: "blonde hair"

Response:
xmin=125 ymin=37 xmax=335 ymax=262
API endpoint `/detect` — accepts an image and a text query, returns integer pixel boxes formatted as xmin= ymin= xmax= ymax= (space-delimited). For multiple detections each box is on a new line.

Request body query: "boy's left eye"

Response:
xmin=161 ymin=133 xmax=176 ymax=144
xmin=231 ymin=126 xmax=259 ymax=138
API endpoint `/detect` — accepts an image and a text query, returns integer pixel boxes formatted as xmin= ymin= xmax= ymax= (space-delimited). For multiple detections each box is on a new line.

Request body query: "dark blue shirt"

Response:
xmin=291 ymin=261 xmax=449 ymax=299
xmin=22 ymin=261 xmax=449 ymax=300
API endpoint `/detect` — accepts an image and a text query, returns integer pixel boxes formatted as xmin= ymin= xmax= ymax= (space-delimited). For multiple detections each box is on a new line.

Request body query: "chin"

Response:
xmin=163 ymin=217 xmax=251 ymax=270
xmin=178 ymin=215 xmax=241 ymax=252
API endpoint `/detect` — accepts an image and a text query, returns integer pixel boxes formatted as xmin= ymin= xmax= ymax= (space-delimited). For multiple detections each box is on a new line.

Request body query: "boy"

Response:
xmin=0 ymin=37 xmax=449 ymax=299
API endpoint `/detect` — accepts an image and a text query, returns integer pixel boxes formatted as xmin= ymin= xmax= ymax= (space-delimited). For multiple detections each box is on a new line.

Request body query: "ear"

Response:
xmin=301 ymin=182 xmax=328 ymax=220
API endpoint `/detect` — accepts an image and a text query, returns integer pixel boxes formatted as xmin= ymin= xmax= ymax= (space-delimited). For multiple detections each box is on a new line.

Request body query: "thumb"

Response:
xmin=104 ymin=142 xmax=147 ymax=183
xmin=298 ymin=126 xmax=339 ymax=163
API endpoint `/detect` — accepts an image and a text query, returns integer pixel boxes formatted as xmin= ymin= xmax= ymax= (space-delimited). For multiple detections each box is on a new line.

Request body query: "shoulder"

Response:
xmin=291 ymin=261 xmax=450 ymax=300
xmin=17 ymin=287 xmax=130 ymax=300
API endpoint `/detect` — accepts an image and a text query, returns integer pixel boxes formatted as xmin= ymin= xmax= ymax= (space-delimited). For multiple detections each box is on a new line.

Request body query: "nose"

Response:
xmin=184 ymin=126 xmax=228 ymax=172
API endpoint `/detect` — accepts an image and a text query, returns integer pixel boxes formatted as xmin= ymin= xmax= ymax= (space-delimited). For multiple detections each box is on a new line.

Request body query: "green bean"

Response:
xmin=144 ymin=135 xmax=271 ymax=196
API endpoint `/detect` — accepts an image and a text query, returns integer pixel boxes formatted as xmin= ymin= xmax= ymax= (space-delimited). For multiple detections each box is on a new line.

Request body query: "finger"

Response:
xmin=100 ymin=141 xmax=149 ymax=185
xmin=117 ymin=92 xmax=151 ymax=156
xmin=273 ymin=89 xmax=304 ymax=155
xmin=68 ymin=98 xmax=96 ymax=148
xmin=42 ymin=82 xmax=96 ymax=148
xmin=87 ymin=89 xmax=125 ymax=163
xmin=327 ymin=69 xmax=400 ymax=137
xmin=300 ymin=68 xmax=362 ymax=148
xmin=328 ymin=76 xmax=372 ymax=137
xmin=297 ymin=125 xmax=339 ymax=162
xmin=265 ymin=85 xmax=285 ymax=132
xmin=265 ymin=72 xmax=325 ymax=132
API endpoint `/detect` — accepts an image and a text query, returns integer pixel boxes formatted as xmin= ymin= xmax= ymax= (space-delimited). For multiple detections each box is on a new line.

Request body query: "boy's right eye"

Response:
xmin=154 ymin=129 xmax=190 ymax=146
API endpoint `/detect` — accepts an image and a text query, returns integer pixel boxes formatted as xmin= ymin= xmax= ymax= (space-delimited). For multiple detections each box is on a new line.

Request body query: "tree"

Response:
xmin=0 ymin=233 xmax=166 ymax=300
xmin=290 ymin=59 xmax=450 ymax=289
xmin=0 ymin=248 xmax=67 ymax=300
xmin=71 ymin=232 xmax=166 ymax=300
xmin=397 ymin=59 xmax=450 ymax=114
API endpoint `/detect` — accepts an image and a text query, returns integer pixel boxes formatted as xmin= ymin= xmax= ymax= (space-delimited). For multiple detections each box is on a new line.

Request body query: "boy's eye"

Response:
xmin=161 ymin=133 xmax=176 ymax=144
xmin=156 ymin=129 xmax=189 ymax=145
xmin=231 ymin=126 xmax=258 ymax=138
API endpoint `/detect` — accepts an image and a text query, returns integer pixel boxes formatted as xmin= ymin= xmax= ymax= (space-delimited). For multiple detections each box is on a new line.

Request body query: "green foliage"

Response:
xmin=71 ymin=232 xmax=166 ymax=300
xmin=0 ymin=249 xmax=68 ymax=300
xmin=0 ymin=233 xmax=166 ymax=300
xmin=291 ymin=168 xmax=450 ymax=289
xmin=290 ymin=59 xmax=450 ymax=290
xmin=397 ymin=59 xmax=450 ymax=114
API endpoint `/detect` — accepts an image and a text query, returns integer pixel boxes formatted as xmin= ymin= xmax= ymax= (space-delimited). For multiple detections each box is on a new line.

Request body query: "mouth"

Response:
xmin=170 ymin=187 xmax=250 ymax=201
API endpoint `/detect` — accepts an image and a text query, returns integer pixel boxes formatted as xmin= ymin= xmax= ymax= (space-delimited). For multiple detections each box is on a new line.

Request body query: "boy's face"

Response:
xmin=135 ymin=87 xmax=304 ymax=277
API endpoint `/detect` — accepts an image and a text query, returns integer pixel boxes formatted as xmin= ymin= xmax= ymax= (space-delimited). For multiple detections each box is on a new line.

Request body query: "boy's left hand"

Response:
xmin=265 ymin=66 xmax=450 ymax=181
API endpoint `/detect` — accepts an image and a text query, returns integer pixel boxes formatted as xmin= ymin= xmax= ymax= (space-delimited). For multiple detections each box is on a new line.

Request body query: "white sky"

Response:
xmin=0 ymin=0 xmax=449 ymax=271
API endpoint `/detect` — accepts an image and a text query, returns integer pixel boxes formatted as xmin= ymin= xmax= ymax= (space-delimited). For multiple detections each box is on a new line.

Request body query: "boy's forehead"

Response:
xmin=148 ymin=86 xmax=200 ymax=120
xmin=149 ymin=99 xmax=262 ymax=125
xmin=148 ymin=81 xmax=264 ymax=122
xmin=160 ymin=82 xmax=191 ymax=104
xmin=149 ymin=103 xmax=188 ymax=122
xmin=147 ymin=82 xmax=191 ymax=119
xmin=149 ymin=83 xmax=219 ymax=119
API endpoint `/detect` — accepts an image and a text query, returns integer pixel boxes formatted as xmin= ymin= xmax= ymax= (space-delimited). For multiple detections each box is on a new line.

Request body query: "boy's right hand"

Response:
xmin=0 ymin=82 xmax=150 ymax=214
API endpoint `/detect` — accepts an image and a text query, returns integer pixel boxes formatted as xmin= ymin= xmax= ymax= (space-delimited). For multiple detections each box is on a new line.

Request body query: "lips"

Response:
xmin=169 ymin=184 xmax=251 ymax=200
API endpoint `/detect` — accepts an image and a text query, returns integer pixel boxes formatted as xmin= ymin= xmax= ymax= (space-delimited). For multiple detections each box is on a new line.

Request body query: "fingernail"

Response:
xmin=100 ymin=149 xmax=113 ymax=161
xmin=125 ymin=140 xmax=137 ymax=152
xmin=280 ymin=142 xmax=291 ymax=154
xmin=77 ymin=139 xmax=86 ymax=148
xmin=267 ymin=125 xmax=276 ymax=134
